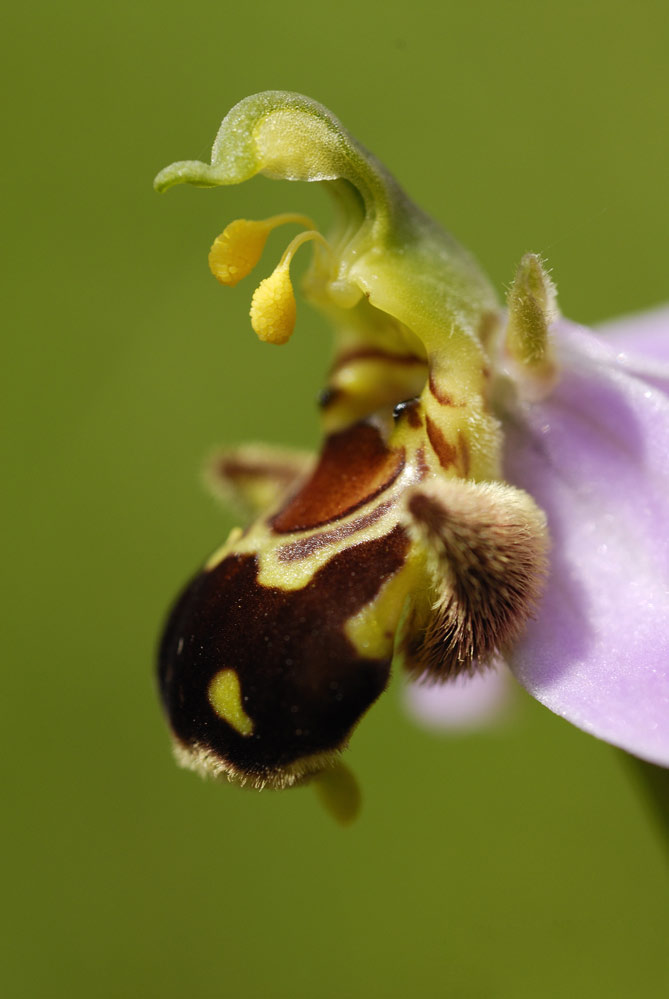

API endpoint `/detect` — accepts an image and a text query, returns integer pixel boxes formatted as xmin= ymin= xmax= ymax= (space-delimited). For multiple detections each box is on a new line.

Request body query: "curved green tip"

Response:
xmin=153 ymin=90 xmax=384 ymax=199
xmin=153 ymin=159 xmax=224 ymax=192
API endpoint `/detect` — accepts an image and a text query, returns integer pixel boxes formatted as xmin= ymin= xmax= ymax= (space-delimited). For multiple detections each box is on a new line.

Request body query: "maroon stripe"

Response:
xmin=330 ymin=348 xmax=425 ymax=375
xmin=426 ymin=416 xmax=458 ymax=470
xmin=428 ymin=372 xmax=465 ymax=407
xmin=277 ymin=501 xmax=393 ymax=562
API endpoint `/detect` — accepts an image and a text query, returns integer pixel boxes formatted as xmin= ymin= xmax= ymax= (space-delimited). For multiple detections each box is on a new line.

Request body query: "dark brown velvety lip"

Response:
xmin=157 ymin=526 xmax=410 ymax=775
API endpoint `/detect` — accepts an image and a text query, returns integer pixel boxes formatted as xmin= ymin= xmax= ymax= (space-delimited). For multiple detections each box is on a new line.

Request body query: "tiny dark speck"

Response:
xmin=317 ymin=387 xmax=340 ymax=408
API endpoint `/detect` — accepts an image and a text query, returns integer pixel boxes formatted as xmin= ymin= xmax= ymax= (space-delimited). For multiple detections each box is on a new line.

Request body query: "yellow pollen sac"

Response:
xmin=250 ymin=262 xmax=297 ymax=345
xmin=208 ymin=213 xmax=315 ymax=286
xmin=249 ymin=229 xmax=331 ymax=345
xmin=209 ymin=219 xmax=271 ymax=287
xmin=207 ymin=669 xmax=254 ymax=736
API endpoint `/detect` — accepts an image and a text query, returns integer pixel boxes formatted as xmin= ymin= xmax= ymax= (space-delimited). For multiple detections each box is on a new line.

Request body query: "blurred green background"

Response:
xmin=4 ymin=1 xmax=668 ymax=996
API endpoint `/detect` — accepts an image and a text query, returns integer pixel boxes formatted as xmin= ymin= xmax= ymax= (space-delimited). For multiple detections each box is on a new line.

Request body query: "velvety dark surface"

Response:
xmin=159 ymin=529 xmax=408 ymax=775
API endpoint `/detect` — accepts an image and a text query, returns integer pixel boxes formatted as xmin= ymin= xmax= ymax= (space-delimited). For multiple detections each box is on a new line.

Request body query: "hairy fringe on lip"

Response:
xmin=172 ymin=739 xmax=345 ymax=791
xmin=403 ymin=480 xmax=549 ymax=679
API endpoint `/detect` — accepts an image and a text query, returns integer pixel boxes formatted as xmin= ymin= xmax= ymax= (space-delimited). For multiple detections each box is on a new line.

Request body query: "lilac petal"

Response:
xmin=503 ymin=320 xmax=669 ymax=766
xmin=404 ymin=664 xmax=512 ymax=731
xmin=597 ymin=304 xmax=669 ymax=356
xmin=596 ymin=305 xmax=669 ymax=394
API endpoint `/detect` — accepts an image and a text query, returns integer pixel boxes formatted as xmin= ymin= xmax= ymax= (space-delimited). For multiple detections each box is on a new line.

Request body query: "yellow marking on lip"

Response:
xmin=344 ymin=550 xmax=426 ymax=659
xmin=204 ymin=526 xmax=244 ymax=571
xmin=207 ymin=669 xmax=254 ymax=737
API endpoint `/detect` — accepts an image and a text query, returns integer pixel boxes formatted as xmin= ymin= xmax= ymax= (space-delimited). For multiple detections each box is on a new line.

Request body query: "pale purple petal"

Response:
xmin=404 ymin=664 xmax=513 ymax=731
xmin=503 ymin=320 xmax=669 ymax=766
xmin=596 ymin=305 xmax=669 ymax=394
xmin=597 ymin=303 xmax=669 ymax=356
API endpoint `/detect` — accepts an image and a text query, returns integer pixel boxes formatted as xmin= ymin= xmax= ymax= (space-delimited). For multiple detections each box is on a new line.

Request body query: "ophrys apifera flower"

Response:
xmin=155 ymin=92 xmax=669 ymax=809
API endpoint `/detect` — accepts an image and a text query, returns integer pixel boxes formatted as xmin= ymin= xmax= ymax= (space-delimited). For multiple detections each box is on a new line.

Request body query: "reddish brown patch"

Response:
xmin=271 ymin=423 xmax=405 ymax=533
xmin=277 ymin=501 xmax=393 ymax=562
xmin=405 ymin=402 xmax=423 ymax=428
xmin=393 ymin=397 xmax=422 ymax=427
xmin=425 ymin=416 xmax=458 ymax=471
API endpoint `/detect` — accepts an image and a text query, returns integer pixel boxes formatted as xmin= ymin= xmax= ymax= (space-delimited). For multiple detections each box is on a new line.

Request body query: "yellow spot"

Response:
xmin=204 ymin=525 xmax=243 ymax=571
xmin=312 ymin=761 xmax=362 ymax=825
xmin=345 ymin=553 xmax=425 ymax=659
xmin=250 ymin=262 xmax=296 ymax=344
xmin=207 ymin=669 xmax=254 ymax=736
xmin=208 ymin=213 xmax=316 ymax=287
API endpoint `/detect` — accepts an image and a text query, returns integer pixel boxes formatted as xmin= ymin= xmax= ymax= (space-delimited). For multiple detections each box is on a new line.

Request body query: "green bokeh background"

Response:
xmin=4 ymin=1 xmax=668 ymax=996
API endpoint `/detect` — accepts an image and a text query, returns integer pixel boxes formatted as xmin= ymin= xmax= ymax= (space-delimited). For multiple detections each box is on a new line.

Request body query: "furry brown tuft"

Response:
xmin=403 ymin=479 xmax=549 ymax=679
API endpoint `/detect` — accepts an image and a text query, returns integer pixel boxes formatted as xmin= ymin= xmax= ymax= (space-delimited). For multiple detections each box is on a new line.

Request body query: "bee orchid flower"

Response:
xmin=155 ymin=92 xmax=669 ymax=806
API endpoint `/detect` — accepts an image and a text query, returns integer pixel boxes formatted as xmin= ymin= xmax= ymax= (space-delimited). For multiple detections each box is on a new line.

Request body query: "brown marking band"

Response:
xmin=428 ymin=372 xmax=465 ymax=407
xmin=406 ymin=405 xmax=423 ymax=428
xmin=425 ymin=415 xmax=458 ymax=470
xmin=393 ymin=398 xmax=423 ymax=427
xmin=330 ymin=347 xmax=425 ymax=375
xmin=271 ymin=422 xmax=404 ymax=533
xmin=277 ymin=501 xmax=393 ymax=562
xmin=216 ymin=457 xmax=303 ymax=484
